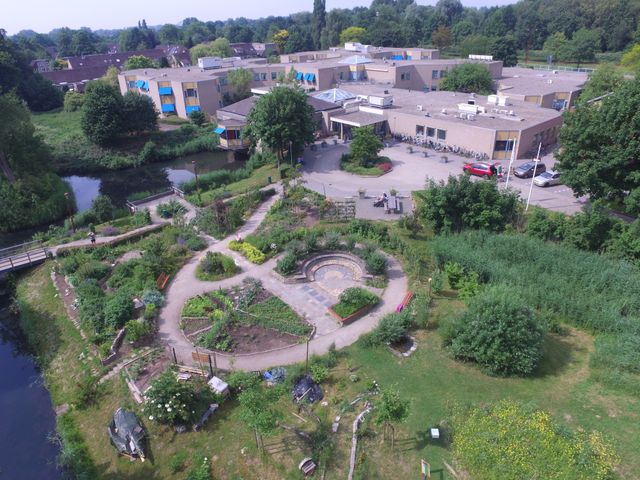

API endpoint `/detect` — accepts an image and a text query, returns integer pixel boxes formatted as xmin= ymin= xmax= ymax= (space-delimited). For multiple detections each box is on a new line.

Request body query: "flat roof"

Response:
xmin=121 ymin=60 xmax=269 ymax=82
xmin=331 ymin=111 xmax=386 ymax=127
xmin=498 ymin=67 xmax=587 ymax=96
xmin=338 ymin=84 xmax=562 ymax=130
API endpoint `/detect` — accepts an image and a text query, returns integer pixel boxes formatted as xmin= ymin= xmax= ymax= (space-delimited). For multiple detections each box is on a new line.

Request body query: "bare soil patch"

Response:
xmin=222 ymin=324 xmax=300 ymax=354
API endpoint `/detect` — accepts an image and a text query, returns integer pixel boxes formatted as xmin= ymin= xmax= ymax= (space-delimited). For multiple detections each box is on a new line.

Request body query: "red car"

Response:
xmin=463 ymin=162 xmax=497 ymax=178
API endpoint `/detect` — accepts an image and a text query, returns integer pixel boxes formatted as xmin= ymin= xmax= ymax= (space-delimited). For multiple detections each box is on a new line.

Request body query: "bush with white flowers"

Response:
xmin=144 ymin=369 xmax=198 ymax=425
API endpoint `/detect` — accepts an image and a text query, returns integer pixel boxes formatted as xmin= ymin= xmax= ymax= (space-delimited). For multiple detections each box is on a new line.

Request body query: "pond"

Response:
xmin=0 ymin=150 xmax=244 ymax=248
xmin=64 ymin=150 xmax=243 ymax=212
xmin=0 ymin=287 xmax=61 ymax=479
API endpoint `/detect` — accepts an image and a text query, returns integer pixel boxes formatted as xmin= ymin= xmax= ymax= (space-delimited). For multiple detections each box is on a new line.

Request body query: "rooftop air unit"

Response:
xmin=441 ymin=108 xmax=448 ymax=114
xmin=417 ymin=105 xmax=423 ymax=111
xmin=468 ymin=114 xmax=476 ymax=121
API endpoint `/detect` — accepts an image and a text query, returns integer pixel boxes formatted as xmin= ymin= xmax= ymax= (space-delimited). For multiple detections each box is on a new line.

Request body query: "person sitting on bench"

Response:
xmin=373 ymin=192 xmax=388 ymax=207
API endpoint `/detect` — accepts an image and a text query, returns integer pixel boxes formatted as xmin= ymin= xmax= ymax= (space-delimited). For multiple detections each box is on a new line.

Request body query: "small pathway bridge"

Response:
xmin=0 ymin=241 xmax=49 ymax=276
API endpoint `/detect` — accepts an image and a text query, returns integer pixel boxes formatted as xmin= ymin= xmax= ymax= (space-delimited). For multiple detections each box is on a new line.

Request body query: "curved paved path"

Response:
xmin=158 ymin=186 xmax=408 ymax=371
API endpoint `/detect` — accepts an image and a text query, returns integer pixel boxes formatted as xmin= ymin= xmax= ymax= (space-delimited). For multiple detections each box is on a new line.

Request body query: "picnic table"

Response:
xmin=385 ymin=195 xmax=398 ymax=214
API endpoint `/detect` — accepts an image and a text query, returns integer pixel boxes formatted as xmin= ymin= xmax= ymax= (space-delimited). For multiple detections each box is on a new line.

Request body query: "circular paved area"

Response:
xmin=157 ymin=187 xmax=408 ymax=371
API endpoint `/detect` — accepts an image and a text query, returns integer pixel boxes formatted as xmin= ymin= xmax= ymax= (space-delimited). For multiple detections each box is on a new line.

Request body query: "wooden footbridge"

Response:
xmin=0 ymin=241 xmax=49 ymax=276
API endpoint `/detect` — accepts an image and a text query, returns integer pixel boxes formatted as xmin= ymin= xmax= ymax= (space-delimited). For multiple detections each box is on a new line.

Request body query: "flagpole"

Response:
xmin=526 ymin=142 xmax=543 ymax=211
xmin=504 ymin=138 xmax=517 ymax=188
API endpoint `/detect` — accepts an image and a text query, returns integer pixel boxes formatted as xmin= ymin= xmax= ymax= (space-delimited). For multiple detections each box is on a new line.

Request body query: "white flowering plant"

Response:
xmin=144 ymin=370 xmax=198 ymax=425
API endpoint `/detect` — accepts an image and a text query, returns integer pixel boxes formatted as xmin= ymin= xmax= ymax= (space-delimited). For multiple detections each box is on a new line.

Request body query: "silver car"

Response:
xmin=533 ymin=170 xmax=561 ymax=187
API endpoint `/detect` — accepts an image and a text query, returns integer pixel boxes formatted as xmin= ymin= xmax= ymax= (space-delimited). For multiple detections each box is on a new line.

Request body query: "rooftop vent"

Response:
xmin=417 ymin=104 xmax=423 ymax=111
xmin=441 ymin=108 xmax=448 ymax=115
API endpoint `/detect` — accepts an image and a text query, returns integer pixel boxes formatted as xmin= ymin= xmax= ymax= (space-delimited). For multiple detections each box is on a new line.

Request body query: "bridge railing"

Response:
xmin=0 ymin=240 xmax=43 ymax=260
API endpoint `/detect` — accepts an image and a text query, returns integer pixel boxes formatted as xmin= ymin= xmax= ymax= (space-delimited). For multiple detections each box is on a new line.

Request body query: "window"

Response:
xmin=219 ymin=77 xmax=227 ymax=86
xmin=437 ymin=129 xmax=447 ymax=141
xmin=339 ymin=71 xmax=344 ymax=80
xmin=400 ymin=72 xmax=411 ymax=81
xmin=185 ymin=88 xmax=198 ymax=98
xmin=416 ymin=125 xmax=424 ymax=136
xmin=494 ymin=140 xmax=514 ymax=151
xmin=432 ymin=70 xmax=439 ymax=79
xmin=271 ymin=72 xmax=277 ymax=80
xmin=254 ymin=73 xmax=260 ymax=81
xmin=431 ymin=85 xmax=437 ymax=91
xmin=219 ymin=100 xmax=223 ymax=107
xmin=127 ymin=81 xmax=136 ymax=89
xmin=427 ymin=127 xmax=435 ymax=137
xmin=260 ymin=72 xmax=267 ymax=81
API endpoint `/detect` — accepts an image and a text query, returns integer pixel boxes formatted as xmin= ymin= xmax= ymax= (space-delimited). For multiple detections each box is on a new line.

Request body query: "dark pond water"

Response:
xmin=0 ymin=150 xmax=243 ymax=248
xmin=64 ymin=150 xmax=242 ymax=213
xmin=0 ymin=288 xmax=61 ymax=479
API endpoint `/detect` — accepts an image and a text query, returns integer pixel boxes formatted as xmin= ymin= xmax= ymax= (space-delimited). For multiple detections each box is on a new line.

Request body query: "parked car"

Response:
xmin=533 ymin=170 xmax=561 ymax=187
xmin=514 ymin=161 xmax=546 ymax=178
xmin=463 ymin=162 xmax=497 ymax=178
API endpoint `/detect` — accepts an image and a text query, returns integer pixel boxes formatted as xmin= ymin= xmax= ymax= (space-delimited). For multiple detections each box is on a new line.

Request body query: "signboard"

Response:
xmin=420 ymin=459 xmax=431 ymax=478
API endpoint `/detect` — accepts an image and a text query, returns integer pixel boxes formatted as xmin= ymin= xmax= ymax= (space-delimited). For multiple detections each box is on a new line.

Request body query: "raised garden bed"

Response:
xmin=329 ymin=287 xmax=380 ymax=324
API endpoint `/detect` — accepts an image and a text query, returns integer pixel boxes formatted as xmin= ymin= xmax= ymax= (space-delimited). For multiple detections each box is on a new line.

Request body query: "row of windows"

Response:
xmin=432 ymin=70 xmax=447 ymax=79
xmin=416 ymin=125 xmax=446 ymax=140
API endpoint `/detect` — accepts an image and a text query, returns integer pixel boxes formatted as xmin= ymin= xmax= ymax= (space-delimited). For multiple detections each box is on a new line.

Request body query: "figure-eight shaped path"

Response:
xmin=158 ymin=187 xmax=408 ymax=371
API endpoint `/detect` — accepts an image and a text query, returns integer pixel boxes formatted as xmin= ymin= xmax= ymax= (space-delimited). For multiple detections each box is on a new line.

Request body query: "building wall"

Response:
xmin=518 ymin=117 xmax=562 ymax=158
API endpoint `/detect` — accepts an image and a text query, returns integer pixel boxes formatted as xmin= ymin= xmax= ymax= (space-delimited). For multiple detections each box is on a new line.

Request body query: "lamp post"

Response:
xmin=64 ymin=192 xmax=76 ymax=232
xmin=525 ymin=142 xmax=543 ymax=212
xmin=504 ymin=138 xmax=517 ymax=188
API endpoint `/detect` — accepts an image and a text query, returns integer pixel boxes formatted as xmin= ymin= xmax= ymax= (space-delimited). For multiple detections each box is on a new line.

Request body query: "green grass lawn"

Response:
xmin=32 ymin=108 xmax=84 ymax=146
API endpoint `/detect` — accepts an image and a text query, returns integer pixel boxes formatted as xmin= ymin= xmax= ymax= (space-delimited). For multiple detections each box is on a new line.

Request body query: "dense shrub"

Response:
xmin=144 ymin=369 xmax=199 ymax=425
xmin=277 ymin=252 xmax=298 ymax=275
xmin=444 ymin=261 xmax=465 ymax=289
xmin=332 ymin=287 xmax=380 ymax=319
xmin=91 ymin=195 xmax=115 ymax=223
xmin=417 ymin=175 xmax=522 ymax=233
xmin=451 ymin=400 xmax=618 ymax=480
xmin=104 ymin=291 xmax=134 ymax=330
xmin=443 ymin=287 xmax=544 ymax=376
xmin=365 ymin=251 xmax=387 ymax=275
xmin=196 ymin=252 xmax=239 ymax=280
xmin=76 ymin=279 xmax=106 ymax=332
xmin=229 ymin=240 xmax=266 ymax=264
xmin=125 ymin=319 xmax=152 ymax=342
xmin=361 ymin=310 xmax=412 ymax=347
xmin=72 ymin=260 xmax=109 ymax=282
xmin=142 ymin=289 xmax=164 ymax=307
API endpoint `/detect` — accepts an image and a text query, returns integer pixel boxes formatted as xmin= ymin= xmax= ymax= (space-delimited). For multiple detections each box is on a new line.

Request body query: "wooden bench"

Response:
xmin=396 ymin=291 xmax=414 ymax=313
xmin=156 ymin=272 xmax=170 ymax=290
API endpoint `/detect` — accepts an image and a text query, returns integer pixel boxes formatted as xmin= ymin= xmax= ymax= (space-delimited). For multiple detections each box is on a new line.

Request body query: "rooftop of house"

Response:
xmin=498 ymin=67 xmax=588 ymax=96
xmin=334 ymin=84 xmax=562 ymax=130
xmin=41 ymin=65 xmax=109 ymax=85
xmin=64 ymin=44 xmax=191 ymax=70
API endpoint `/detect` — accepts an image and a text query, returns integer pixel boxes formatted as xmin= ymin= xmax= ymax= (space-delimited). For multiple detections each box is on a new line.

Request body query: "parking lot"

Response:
xmin=302 ymin=141 xmax=587 ymax=215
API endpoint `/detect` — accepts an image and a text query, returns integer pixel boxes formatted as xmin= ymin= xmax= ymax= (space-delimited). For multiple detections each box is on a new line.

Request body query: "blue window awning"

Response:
xmin=213 ymin=127 xmax=225 ymax=134
xmin=135 ymin=80 xmax=145 ymax=88
xmin=303 ymin=73 xmax=310 ymax=81
xmin=185 ymin=105 xmax=201 ymax=114
xmin=158 ymin=87 xmax=173 ymax=95
xmin=161 ymin=104 xmax=175 ymax=113
xmin=296 ymin=71 xmax=303 ymax=81
xmin=309 ymin=73 xmax=316 ymax=82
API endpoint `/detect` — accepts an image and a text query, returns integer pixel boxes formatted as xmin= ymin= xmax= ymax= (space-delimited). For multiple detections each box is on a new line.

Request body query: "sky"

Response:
xmin=3 ymin=0 xmax=518 ymax=35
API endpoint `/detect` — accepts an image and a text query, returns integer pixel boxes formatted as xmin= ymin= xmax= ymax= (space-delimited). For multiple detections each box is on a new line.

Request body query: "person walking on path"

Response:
xmin=88 ymin=232 xmax=96 ymax=244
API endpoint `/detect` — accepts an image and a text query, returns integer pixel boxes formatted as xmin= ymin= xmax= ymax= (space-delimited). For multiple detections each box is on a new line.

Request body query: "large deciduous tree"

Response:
xmin=227 ymin=67 xmax=253 ymax=102
xmin=557 ymin=79 xmax=640 ymax=210
xmin=81 ymin=82 xmax=124 ymax=145
xmin=121 ymin=91 xmax=158 ymax=134
xmin=246 ymin=86 xmax=316 ymax=167
xmin=431 ymin=25 xmax=453 ymax=50
xmin=349 ymin=126 xmax=383 ymax=167
xmin=123 ymin=55 xmax=157 ymax=70
xmin=440 ymin=63 xmax=494 ymax=95
xmin=339 ymin=26 xmax=367 ymax=45
xmin=579 ymin=63 xmax=625 ymax=103
xmin=489 ymin=35 xmax=518 ymax=67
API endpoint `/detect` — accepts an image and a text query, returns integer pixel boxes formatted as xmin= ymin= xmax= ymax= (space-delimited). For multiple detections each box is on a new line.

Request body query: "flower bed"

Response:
xmin=229 ymin=240 xmax=266 ymax=264
xmin=340 ymin=154 xmax=393 ymax=176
